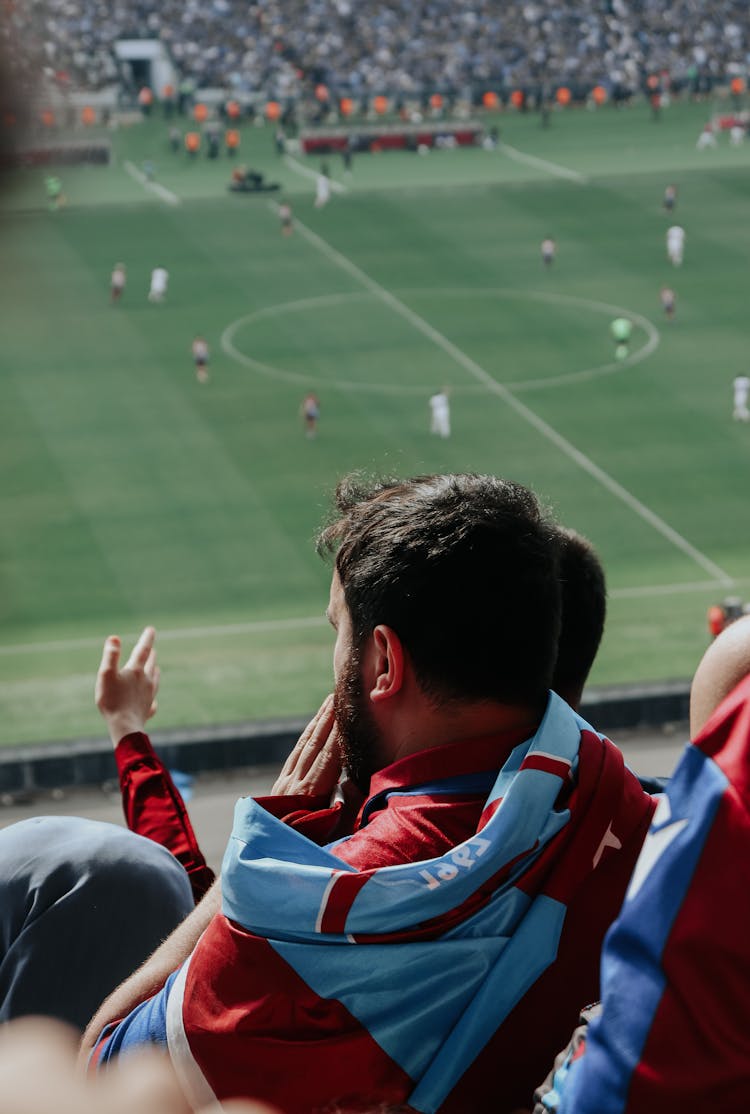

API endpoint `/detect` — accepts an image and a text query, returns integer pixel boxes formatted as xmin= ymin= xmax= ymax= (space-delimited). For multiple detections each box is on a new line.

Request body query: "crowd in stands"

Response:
xmin=5 ymin=0 xmax=750 ymax=102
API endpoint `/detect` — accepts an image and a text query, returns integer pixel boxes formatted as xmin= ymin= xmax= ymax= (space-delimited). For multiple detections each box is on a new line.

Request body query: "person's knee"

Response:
xmin=0 ymin=817 xmax=194 ymax=1029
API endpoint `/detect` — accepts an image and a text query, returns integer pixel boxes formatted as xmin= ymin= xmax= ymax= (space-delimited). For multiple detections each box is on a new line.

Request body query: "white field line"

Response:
xmin=288 ymin=213 xmax=732 ymax=588
xmin=498 ymin=141 xmax=589 ymax=184
xmin=221 ymin=288 xmax=660 ymax=395
xmin=283 ymin=154 xmax=347 ymax=193
xmin=610 ymin=580 xmax=734 ymax=600
xmin=1 ymin=578 xmax=745 ymax=658
xmin=124 ymin=159 xmax=181 ymax=205
xmin=0 ymin=616 xmax=328 ymax=657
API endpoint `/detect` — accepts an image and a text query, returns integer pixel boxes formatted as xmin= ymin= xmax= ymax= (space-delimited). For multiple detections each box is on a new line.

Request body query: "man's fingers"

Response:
xmin=309 ymin=725 xmax=343 ymax=781
xmin=298 ymin=694 xmax=334 ymax=745
xmin=126 ymin=626 xmax=156 ymax=670
xmin=144 ymin=648 xmax=159 ymax=681
xmin=282 ymin=695 xmax=335 ymax=773
xmin=276 ymin=695 xmax=336 ymax=784
xmin=98 ymin=635 xmax=121 ymax=676
xmin=296 ymin=696 xmax=336 ymax=777
xmin=149 ymin=664 xmax=161 ymax=697
xmin=307 ymin=695 xmax=336 ymax=746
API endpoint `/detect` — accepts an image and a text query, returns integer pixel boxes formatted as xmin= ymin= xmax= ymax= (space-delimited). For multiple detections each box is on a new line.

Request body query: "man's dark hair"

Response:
xmin=551 ymin=528 xmax=607 ymax=709
xmin=317 ymin=473 xmax=562 ymax=708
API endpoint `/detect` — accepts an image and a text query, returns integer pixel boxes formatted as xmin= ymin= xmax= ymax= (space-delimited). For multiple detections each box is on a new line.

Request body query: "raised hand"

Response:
xmin=95 ymin=626 xmax=160 ymax=746
xmin=271 ymin=694 xmax=342 ymax=799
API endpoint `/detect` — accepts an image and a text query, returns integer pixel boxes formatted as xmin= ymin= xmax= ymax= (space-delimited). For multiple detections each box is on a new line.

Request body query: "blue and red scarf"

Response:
xmin=96 ymin=692 xmax=648 ymax=1113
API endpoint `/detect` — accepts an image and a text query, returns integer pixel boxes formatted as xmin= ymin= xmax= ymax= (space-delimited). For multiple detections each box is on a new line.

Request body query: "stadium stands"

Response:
xmin=5 ymin=0 xmax=750 ymax=104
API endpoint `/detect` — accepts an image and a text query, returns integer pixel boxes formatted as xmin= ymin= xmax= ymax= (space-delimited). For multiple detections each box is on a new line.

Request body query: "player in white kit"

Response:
xmin=148 ymin=266 xmax=169 ymax=302
xmin=314 ymin=172 xmax=330 ymax=209
xmin=541 ymin=237 xmax=556 ymax=267
xmin=696 ymin=123 xmax=717 ymax=149
xmin=429 ymin=389 xmax=451 ymax=438
xmin=110 ymin=263 xmax=126 ymax=304
xmin=733 ymin=375 xmax=750 ymax=421
xmin=666 ymin=225 xmax=685 ymax=266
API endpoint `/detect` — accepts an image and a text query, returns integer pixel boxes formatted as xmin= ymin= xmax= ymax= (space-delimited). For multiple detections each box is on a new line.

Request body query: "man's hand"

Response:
xmin=95 ymin=627 xmax=160 ymax=747
xmin=271 ymin=695 xmax=342 ymax=798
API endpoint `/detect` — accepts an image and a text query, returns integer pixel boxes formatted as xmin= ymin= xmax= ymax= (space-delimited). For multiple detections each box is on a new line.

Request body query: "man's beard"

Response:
xmin=333 ymin=653 xmax=382 ymax=795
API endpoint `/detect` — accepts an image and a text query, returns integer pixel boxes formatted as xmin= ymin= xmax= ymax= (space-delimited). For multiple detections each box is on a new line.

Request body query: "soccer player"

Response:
xmin=610 ymin=317 xmax=632 ymax=361
xmin=148 ymin=266 xmax=169 ymax=303
xmin=666 ymin=224 xmax=685 ymax=266
xmin=314 ymin=170 xmax=330 ymax=208
xmin=300 ymin=392 xmax=320 ymax=437
xmin=278 ymin=199 xmax=293 ymax=236
xmin=733 ymin=374 xmax=750 ymax=421
xmin=696 ymin=123 xmax=717 ymax=149
xmin=45 ymin=175 xmax=64 ymax=211
xmin=541 ymin=237 xmax=556 ymax=267
xmin=660 ymin=286 xmax=676 ymax=320
xmin=110 ymin=263 xmax=126 ymax=304
xmin=429 ymin=387 xmax=451 ymax=437
xmin=662 ymin=183 xmax=677 ymax=212
xmin=192 ymin=336 xmax=209 ymax=383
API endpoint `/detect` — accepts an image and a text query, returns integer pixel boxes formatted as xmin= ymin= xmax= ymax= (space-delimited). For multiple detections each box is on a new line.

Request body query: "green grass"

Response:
xmin=2 ymin=98 xmax=749 ymax=745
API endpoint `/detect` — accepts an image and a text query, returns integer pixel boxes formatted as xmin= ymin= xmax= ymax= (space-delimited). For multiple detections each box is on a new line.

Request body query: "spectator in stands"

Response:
xmin=6 ymin=0 xmax=750 ymax=111
xmin=78 ymin=520 xmax=610 ymax=926
xmin=534 ymin=613 xmax=750 ymax=1114
xmin=78 ymin=473 xmax=652 ymax=1114
xmin=551 ymin=527 xmax=606 ymax=710
xmin=689 ymin=611 xmax=750 ymax=734
xmin=100 ymin=521 xmax=610 ymax=910
xmin=0 ymin=817 xmax=194 ymax=1031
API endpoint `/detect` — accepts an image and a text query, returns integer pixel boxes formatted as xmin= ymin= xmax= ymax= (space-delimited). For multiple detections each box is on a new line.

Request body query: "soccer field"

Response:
xmin=2 ymin=99 xmax=749 ymax=746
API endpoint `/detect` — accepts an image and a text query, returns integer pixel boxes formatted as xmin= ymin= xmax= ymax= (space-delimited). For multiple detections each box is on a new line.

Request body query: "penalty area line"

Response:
xmin=288 ymin=213 xmax=732 ymax=588
xmin=124 ymin=160 xmax=181 ymax=205
xmin=497 ymin=142 xmax=588 ymax=184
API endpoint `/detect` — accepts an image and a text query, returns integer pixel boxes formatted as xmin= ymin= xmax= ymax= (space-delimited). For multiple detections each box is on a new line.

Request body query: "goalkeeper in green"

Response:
xmin=610 ymin=317 xmax=632 ymax=361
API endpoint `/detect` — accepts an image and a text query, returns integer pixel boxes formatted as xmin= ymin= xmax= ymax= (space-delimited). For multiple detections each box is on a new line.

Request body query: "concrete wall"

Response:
xmin=0 ymin=682 xmax=691 ymax=796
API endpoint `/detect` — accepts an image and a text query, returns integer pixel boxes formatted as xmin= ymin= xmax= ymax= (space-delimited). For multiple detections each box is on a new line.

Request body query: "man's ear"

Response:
xmin=369 ymin=625 xmax=405 ymax=702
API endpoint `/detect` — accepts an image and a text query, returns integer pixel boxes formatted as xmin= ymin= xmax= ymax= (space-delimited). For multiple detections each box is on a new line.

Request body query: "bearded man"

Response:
xmin=76 ymin=474 xmax=652 ymax=1113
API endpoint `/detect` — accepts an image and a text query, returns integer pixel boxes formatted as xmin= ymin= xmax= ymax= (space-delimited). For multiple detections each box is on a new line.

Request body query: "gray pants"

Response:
xmin=0 ymin=816 xmax=193 ymax=1031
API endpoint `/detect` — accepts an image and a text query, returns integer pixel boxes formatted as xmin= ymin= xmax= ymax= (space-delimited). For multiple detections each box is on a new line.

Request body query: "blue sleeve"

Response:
xmin=93 ymin=969 xmax=179 ymax=1063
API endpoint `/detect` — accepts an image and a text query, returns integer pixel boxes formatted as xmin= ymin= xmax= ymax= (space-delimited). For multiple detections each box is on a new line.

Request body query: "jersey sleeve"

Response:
xmin=114 ymin=733 xmax=215 ymax=903
xmin=559 ymin=676 xmax=750 ymax=1114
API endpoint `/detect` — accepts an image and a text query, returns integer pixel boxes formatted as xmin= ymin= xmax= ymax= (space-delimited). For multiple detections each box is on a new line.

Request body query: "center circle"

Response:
xmin=220 ymin=288 xmax=659 ymax=395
